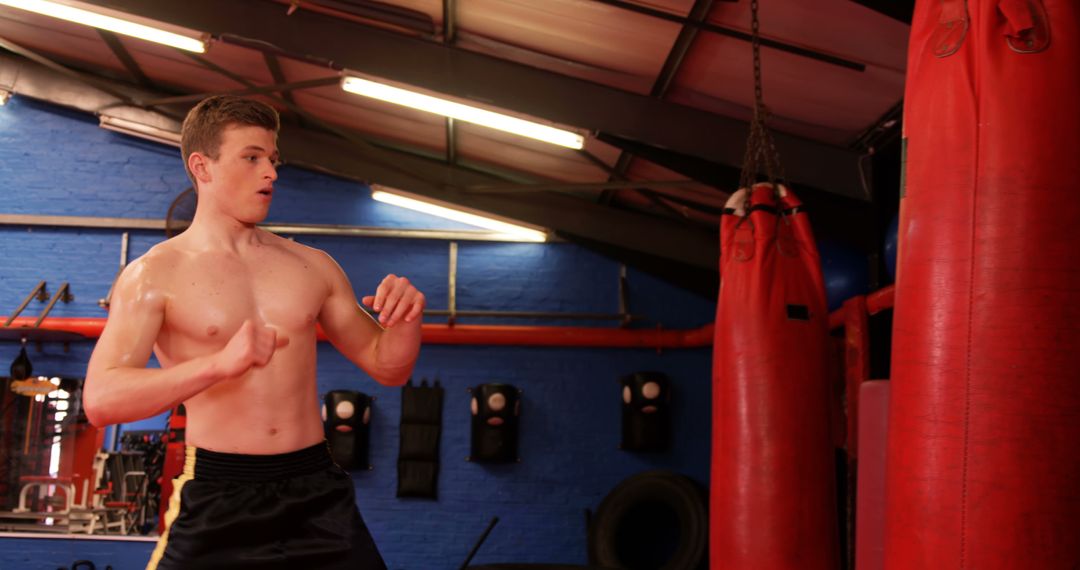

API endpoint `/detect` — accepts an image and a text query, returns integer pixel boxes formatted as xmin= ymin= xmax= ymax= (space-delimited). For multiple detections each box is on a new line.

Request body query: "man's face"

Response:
xmin=200 ymin=124 xmax=279 ymax=224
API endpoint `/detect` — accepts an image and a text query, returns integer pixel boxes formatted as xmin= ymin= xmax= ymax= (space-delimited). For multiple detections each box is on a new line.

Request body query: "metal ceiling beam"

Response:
xmin=0 ymin=34 xmax=182 ymax=121
xmin=650 ymin=0 xmax=714 ymax=99
xmin=262 ymin=52 xmax=296 ymax=106
xmin=302 ymin=0 xmax=437 ymax=36
xmin=443 ymin=0 xmax=456 ymax=164
xmin=279 ymin=127 xmax=718 ymax=267
xmin=579 ymin=148 xmax=677 ymax=218
xmin=129 ymin=76 xmax=340 ymax=107
xmin=598 ymin=131 xmax=742 ymax=191
xmin=443 ymin=0 xmax=456 ymax=44
xmin=445 ymin=116 xmax=456 ymax=164
xmin=261 ymin=51 xmax=308 ymax=128
xmin=97 ymin=30 xmax=154 ymax=89
xmin=0 ymin=51 xmax=718 ymax=269
xmin=84 ymin=0 xmax=869 ymax=200
xmin=602 ymin=0 xmax=713 ymax=206
xmin=0 ymin=35 xmax=143 ymax=112
xmin=468 ymin=179 xmax=700 ymax=194
xmin=181 ymin=50 xmax=538 ymax=189
xmin=590 ymin=0 xmax=865 ymax=71
xmin=177 ymin=50 xmax=466 ymax=191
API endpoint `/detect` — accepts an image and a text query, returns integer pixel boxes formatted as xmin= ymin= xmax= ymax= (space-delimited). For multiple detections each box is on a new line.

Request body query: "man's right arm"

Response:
xmin=83 ymin=257 xmax=223 ymax=426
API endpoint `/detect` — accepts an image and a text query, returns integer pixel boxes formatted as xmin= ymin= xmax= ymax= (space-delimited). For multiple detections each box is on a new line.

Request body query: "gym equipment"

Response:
xmin=588 ymin=470 xmax=706 ymax=570
xmin=468 ymin=383 xmax=521 ymax=464
xmin=712 ymin=184 xmax=840 ymax=569
xmin=882 ymin=213 xmax=898 ymax=282
xmin=397 ymin=379 xmax=443 ymax=498
xmin=619 ymin=371 xmax=670 ymax=453
xmin=0 ymin=281 xmax=79 ymax=343
xmin=887 ymin=1 xmax=1080 ymax=567
xmin=9 ymin=342 xmax=31 ymax=379
xmin=710 ymin=1 xmax=839 ymax=564
xmin=856 ymin=381 xmax=889 ymax=570
xmin=818 ymin=240 xmax=870 ymax=310
xmin=323 ymin=390 xmax=373 ymax=470
xmin=458 ymin=516 xmax=499 ymax=570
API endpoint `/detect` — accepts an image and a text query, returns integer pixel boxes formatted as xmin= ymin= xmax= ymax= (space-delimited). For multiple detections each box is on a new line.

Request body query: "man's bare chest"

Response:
xmin=162 ymin=252 xmax=326 ymax=343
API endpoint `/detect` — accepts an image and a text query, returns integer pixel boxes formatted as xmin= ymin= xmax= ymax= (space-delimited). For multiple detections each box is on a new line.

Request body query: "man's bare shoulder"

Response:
xmin=264 ymin=232 xmax=341 ymax=273
xmin=124 ymin=241 xmax=185 ymax=281
xmin=110 ymin=241 xmax=183 ymax=304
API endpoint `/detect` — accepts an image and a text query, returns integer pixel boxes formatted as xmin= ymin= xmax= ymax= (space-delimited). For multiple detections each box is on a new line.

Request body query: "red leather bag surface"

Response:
xmin=711 ymin=183 xmax=839 ymax=569
xmin=887 ymin=1 xmax=1080 ymax=568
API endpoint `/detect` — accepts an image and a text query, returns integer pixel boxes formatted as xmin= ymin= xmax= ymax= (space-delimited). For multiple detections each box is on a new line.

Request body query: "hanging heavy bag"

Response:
xmin=709 ymin=2 xmax=840 ymax=566
xmin=885 ymin=1 xmax=1080 ymax=568
xmin=711 ymin=183 xmax=839 ymax=569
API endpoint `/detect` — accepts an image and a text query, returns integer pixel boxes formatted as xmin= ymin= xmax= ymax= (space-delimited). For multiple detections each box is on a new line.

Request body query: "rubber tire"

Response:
xmin=588 ymin=470 xmax=707 ymax=570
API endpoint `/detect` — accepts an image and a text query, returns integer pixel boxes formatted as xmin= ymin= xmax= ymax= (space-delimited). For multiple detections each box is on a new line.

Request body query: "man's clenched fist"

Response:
xmin=214 ymin=319 xmax=290 ymax=378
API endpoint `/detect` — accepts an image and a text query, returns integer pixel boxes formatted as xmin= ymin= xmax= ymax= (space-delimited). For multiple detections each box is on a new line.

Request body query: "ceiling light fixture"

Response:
xmin=341 ymin=76 xmax=585 ymax=150
xmin=371 ymin=186 xmax=548 ymax=243
xmin=0 ymin=0 xmax=208 ymax=52
xmin=99 ymin=115 xmax=181 ymax=147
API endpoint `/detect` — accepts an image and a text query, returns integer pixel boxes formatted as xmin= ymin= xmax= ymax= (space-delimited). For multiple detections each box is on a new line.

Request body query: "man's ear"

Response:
xmin=189 ymin=152 xmax=212 ymax=185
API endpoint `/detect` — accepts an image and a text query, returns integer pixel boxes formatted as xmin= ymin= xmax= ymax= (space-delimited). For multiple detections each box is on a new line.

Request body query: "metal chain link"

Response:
xmin=738 ymin=0 xmax=785 ymax=203
xmin=752 ymin=0 xmax=762 ymax=109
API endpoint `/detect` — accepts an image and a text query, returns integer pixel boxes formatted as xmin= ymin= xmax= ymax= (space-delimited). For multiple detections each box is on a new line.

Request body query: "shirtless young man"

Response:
xmin=83 ymin=95 xmax=424 ymax=569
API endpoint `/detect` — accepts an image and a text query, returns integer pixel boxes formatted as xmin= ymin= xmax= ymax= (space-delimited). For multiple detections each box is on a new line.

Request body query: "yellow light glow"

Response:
xmin=371 ymin=188 xmax=547 ymax=243
xmin=342 ymin=76 xmax=584 ymax=150
xmin=0 ymin=0 xmax=208 ymax=52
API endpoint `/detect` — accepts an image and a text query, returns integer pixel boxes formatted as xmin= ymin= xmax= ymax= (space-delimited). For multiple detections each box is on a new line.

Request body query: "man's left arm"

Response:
xmin=317 ymin=252 xmax=424 ymax=386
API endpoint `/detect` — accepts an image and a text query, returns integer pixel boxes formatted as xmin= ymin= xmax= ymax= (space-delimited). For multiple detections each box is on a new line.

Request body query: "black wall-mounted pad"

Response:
xmin=396 ymin=379 xmax=444 ymax=498
xmin=323 ymin=390 xmax=373 ymax=471
xmin=468 ymin=383 xmax=522 ymax=464
xmin=620 ymin=371 xmax=671 ymax=453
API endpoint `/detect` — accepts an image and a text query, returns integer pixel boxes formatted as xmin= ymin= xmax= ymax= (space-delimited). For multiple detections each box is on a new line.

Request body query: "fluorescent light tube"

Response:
xmin=99 ymin=115 xmax=181 ymax=147
xmin=0 ymin=0 xmax=208 ymax=52
xmin=342 ymin=76 xmax=584 ymax=150
xmin=371 ymin=186 xmax=548 ymax=243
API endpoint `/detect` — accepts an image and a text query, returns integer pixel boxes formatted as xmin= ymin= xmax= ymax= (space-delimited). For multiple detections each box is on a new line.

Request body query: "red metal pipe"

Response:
xmin=2 ymin=284 xmax=893 ymax=348
xmin=0 ymin=317 xmax=715 ymax=349
xmin=820 ymin=285 xmax=893 ymax=568
xmin=827 ymin=284 xmax=896 ymax=330
xmin=842 ymin=296 xmax=872 ymax=458
xmin=840 ymin=295 xmax=871 ymax=567
xmin=421 ymin=323 xmax=714 ymax=348
xmin=865 ymin=284 xmax=895 ymax=316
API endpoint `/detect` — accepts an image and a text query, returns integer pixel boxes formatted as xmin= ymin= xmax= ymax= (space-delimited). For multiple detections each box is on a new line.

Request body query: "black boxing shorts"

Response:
xmin=147 ymin=442 xmax=386 ymax=569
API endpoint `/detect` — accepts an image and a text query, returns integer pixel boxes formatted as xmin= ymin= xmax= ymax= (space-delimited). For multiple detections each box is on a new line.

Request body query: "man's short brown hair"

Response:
xmin=181 ymin=95 xmax=280 ymax=187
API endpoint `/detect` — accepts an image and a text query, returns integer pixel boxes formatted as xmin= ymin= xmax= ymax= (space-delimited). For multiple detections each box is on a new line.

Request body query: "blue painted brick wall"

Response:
xmin=0 ymin=96 xmax=716 ymax=569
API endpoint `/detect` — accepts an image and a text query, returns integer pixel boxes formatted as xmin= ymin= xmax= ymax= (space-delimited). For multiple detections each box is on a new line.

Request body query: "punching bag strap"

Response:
xmin=999 ymin=0 xmax=1050 ymax=53
xmin=733 ymin=216 xmax=755 ymax=262
xmin=932 ymin=0 xmax=970 ymax=57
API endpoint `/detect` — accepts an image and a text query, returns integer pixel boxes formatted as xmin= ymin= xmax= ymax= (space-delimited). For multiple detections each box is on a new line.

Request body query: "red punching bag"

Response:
xmin=711 ymin=183 xmax=839 ymax=569
xmin=887 ymin=1 xmax=1080 ymax=568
